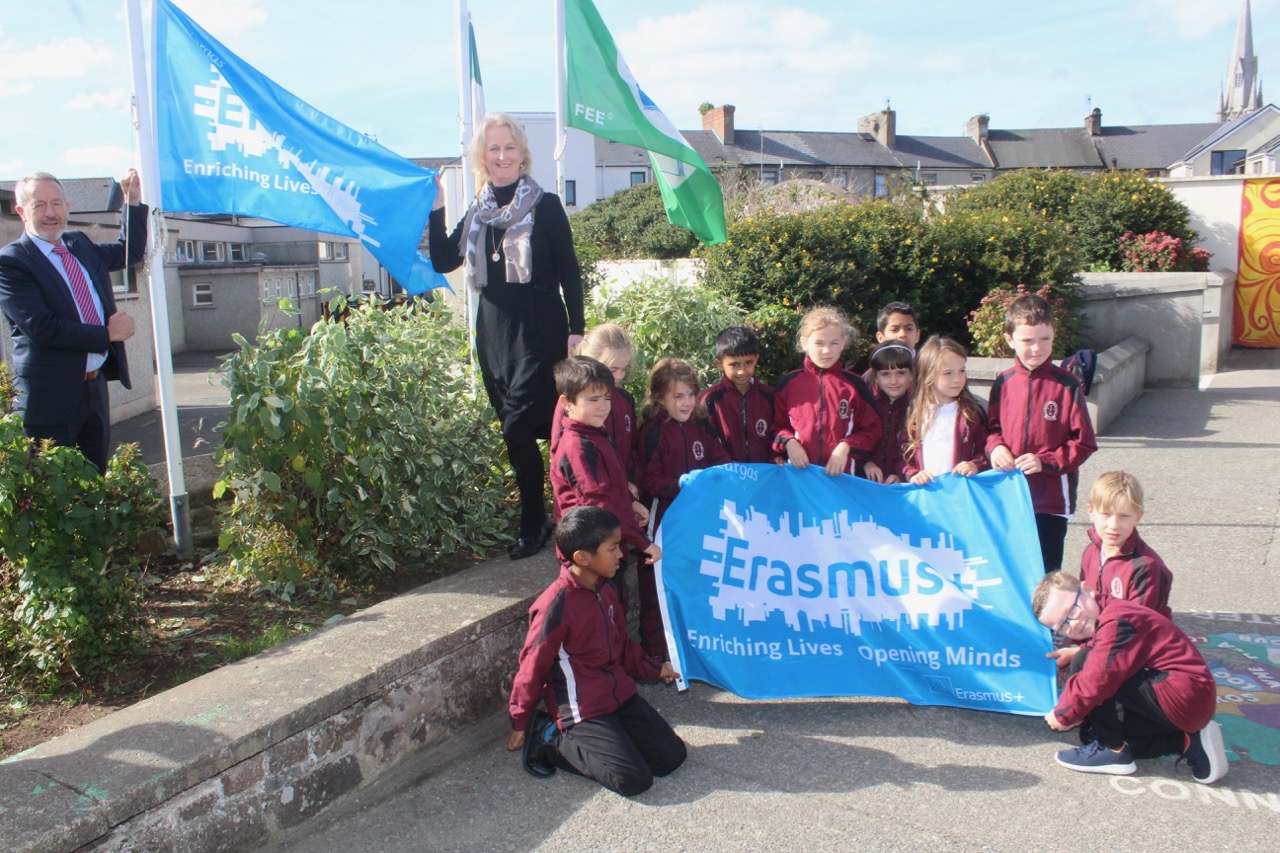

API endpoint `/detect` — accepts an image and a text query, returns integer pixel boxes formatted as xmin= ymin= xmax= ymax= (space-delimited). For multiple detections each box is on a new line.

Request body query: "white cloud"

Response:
xmin=61 ymin=145 xmax=135 ymax=175
xmin=66 ymin=87 xmax=130 ymax=112
xmin=612 ymin=3 xmax=881 ymax=131
xmin=0 ymin=36 xmax=115 ymax=89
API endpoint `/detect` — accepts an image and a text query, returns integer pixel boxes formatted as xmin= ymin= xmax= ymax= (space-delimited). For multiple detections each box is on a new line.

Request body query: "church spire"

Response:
xmin=1218 ymin=0 xmax=1264 ymax=122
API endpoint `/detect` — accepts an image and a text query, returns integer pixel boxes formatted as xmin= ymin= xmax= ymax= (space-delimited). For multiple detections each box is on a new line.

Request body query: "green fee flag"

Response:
xmin=564 ymin=0 xmax=727 ymax=245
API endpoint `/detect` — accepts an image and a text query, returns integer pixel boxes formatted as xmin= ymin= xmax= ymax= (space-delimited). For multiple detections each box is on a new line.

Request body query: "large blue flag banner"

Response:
xmin=655 ymin=466 xmax=1057 ymax=716
xmin=153 ymin=0 xmax=446 ymax=294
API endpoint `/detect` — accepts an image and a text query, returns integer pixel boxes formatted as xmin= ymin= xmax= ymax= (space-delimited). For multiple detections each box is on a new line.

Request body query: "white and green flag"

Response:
xmin=468 ymin=18 xmax=486 ymax=126
xmin=563 ymin=0 xmax=727 ymax=245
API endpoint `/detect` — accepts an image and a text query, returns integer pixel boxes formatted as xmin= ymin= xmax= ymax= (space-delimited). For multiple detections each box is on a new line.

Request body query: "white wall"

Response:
xmin=1162 ymin=176 xmax=1244 ymax=274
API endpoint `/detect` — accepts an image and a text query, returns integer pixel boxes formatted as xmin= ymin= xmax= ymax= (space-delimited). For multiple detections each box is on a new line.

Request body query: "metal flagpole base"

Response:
xmin=171 ymin=493 xmax=193 ymax=559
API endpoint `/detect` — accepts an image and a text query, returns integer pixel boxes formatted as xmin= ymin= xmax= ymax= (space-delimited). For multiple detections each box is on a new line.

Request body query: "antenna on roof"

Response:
xmin=1086 ymin=94 xmax=1092 ymax=110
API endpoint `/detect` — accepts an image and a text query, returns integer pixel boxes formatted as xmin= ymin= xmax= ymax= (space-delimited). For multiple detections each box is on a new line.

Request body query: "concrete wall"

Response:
xmin=180 ymin=268 xmax=268 ymax=350
xmin=1077 ymin=272 xmax=1235 ymax=386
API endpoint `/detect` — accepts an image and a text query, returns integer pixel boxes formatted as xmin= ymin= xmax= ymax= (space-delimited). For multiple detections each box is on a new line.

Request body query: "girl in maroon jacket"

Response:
xmin=635 ymin=358 xmax=730 ymax=659
xmin=772 ymin=306 xmax=882 ymax=476
xmin=863 ymin=341 xmax=916 ymax=484
xmin=902 ymin=336 xmax=988 ymax=484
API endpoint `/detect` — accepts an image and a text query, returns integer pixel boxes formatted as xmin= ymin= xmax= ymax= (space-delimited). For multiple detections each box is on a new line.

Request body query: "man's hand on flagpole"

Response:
xmin=119 ymin=169 xmax=142 ymax=205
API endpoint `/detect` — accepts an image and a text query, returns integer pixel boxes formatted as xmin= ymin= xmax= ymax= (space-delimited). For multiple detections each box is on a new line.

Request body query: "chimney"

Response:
xmin=1084 ymin=107 xmax=1102 ymax=137
xmin=965 ymin=114 xmax=989 ymax=142
xmin=702 ymin=104 xmax=735 ymax=144
xmin=856 ymin=109 xmax=896 ymax=149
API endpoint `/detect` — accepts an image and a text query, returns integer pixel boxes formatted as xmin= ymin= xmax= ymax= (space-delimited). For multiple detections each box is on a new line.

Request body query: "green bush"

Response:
xmin=698 ymin=201 xmax=923 ymax=363
xmin=918 ymin=207 xmax=1083 ymax=343
xmin=584 ymin=276 xmax=746 ymax=399
xmin=0 ymin=367 xmax=165 ymax=685
xmin=215 ymin=298 xmax=514 ymax=589
xmin=570 ymin=182 xmax=698 ymax=260
xmin=947 ymin=169 xmax=1197 ymax=271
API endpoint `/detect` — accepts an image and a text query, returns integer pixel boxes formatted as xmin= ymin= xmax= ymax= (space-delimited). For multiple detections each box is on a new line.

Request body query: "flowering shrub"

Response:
xmin=967 ymin=283 xmax=1080 ymax=359
xmin=1118 ymin=230 xmax=1211 ymax=272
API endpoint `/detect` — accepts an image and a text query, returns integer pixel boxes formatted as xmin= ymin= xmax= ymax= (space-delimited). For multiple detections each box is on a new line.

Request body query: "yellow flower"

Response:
xmin=904 ymin=238 xmax=913 ymax=245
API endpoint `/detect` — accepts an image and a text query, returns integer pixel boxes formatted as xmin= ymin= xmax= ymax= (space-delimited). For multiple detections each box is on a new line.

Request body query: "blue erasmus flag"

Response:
xmin=655 ymin=465 xmax=1057 ymax=716
xmin=153 ymin=0 xmax=446 ymax=294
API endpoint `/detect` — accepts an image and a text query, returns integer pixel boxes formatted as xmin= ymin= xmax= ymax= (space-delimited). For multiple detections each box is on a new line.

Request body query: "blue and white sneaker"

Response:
xmin=1179 ymin=720 xmax=1228 ymax=784
xmin=1055 ymin=740 xmax=1136 ymax=775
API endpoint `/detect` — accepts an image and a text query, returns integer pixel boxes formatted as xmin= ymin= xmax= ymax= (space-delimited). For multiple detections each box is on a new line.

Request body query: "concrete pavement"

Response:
xmin=111 ymin=350 xmax=230 ymax=466
xmin=271 ymin=347 xmax=1280 ymax=853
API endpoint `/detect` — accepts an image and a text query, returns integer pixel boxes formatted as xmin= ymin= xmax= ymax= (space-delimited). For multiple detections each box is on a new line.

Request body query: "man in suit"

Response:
xmin=0 ymin=170 xmax=147 ymax=473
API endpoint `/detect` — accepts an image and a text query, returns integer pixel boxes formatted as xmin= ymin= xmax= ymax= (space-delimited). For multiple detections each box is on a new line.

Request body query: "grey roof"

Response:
xmin=985 ymin=128 xmax=1103 ymax=170
xmin=1178 ymin=104 xmax=1280 ymax=161
xmin=411 ymin=156 xmax=462 ymax=170
xmin=1097 ymin=123 xmax=1223 ymax=170
xmin=0 ymin=177 xmax=120 ymax=212
xmin=1250 ymin=131 xmax=1280 ymax=156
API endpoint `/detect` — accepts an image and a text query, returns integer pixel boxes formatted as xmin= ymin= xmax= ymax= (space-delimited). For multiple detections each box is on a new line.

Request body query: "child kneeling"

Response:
xmin=507 ymin=505 xmax=686 ymax=796
xmin=1032 ymin=571 xmax=1226 ymax=783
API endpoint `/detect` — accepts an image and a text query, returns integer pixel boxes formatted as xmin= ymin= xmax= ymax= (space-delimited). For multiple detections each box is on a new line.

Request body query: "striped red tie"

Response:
xmin=52 ymin=244 xmax=103 ymax=326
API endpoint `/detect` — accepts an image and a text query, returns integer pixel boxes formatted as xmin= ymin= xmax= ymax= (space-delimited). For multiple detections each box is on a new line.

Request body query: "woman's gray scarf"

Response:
xmin=461 ymin=176 xmax=543 ymax=292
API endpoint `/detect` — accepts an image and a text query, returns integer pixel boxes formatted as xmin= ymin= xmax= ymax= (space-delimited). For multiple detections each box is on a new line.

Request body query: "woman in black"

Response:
xmin=429 ymin=114 xmax=584 ymax=559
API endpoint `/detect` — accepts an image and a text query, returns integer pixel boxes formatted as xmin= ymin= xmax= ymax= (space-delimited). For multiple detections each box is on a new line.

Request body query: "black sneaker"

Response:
xmin=1179 ymin=720 xmax=1228 ymax=784
xmin=522 ymin=711 xmax=557 ymax=779
xmin=1055 ymin=740 xmax=1136 ymax=775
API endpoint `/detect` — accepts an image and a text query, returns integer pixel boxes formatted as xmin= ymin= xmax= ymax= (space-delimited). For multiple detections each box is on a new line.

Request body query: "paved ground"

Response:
xmin=111 ymin=350 xmax=230 ymax=465
xmin=272 ymin=347 xmax=1280 ymax=853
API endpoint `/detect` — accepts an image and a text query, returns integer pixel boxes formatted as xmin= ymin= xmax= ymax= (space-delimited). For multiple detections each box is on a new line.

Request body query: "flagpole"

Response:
xmin=456 ymin=1 xmax=479 ymax=398
xmin=125 ymin=0 xmax=193 ymax=557
xmin=553 ymin=0 xmax=567 ymax=197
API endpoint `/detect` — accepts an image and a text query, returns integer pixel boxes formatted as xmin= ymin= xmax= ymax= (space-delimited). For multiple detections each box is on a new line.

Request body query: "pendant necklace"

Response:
xmin=489 ymin=227 xmax=501 ymax=263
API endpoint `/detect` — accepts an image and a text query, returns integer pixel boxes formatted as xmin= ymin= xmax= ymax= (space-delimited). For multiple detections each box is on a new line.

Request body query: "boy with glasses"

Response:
xmin=1031 ymin=572 xmax=1227 ymax=782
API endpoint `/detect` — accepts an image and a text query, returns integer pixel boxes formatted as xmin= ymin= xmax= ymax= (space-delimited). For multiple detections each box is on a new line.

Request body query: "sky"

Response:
xmin=0 ymin=0 xmax=1276 ymax=180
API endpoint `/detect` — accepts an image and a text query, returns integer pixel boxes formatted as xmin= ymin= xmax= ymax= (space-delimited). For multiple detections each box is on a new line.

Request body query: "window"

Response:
xmin=564 ymin=180 xmax=577 ymax=207
xmin=318 ymin=241 xmax=332 ymax=260
xmin=920 ymin=173 xmax=938 ymax=185
xmin=760 ymin=170 xmax=779 ymax=187
xmin=229 ymin=243 xmax=249 ymax=262
xmin=109 ymin=267 xmax=138 ymax=295
xmin=262 ymin=278 xmax=271 ymax=300
xmin=320 ymin=241 xmax=349 ymax=261
xmin=971 ymin=173 xmax=987 ymax=183
xmin=275 ymin=278 xmax=284 ymax=298
xmin=200 ymin=241 xmax=225 ymax=262
xmin=174 ymin=239 xmax=195 ymax=263
xmin=831 ymin=171 xmax=848 ymax=187
xmin=630 ymin=171 xmax=647 ymax=186
xmin=874 ymin=174 xmax=887 ymax=197
xmin=1210 ymin=149 xmax=1246 ymax=175
xmin=300 ymin=274 xmax=315 ymax=297
xmin=332 ymin=242 xmax=348 ymax=261
xmin=193 ymin=282 xmax=213 ymax=307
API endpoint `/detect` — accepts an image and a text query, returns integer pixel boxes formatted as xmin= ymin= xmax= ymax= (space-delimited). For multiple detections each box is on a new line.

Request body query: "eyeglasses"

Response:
xmin=1052 ymin=589 xmax=1084 ymax=640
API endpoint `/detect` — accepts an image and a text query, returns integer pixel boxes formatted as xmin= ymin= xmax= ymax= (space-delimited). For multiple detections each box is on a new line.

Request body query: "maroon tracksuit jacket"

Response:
xmin=508 ymin=563 xmax=661 ymax=732
xmin=552 ymin=419 xmax=650 ymax=551
xmin=701 ymin=376 xmax=777 ymax=464
xmin=772 ymin=357 xmax=883 ymax=474
xmin=638 ymin=411 xmax=731 ymax=530
xmin=1053 ymin=600 xmax=1215 ymax=733
xmin=551 ymin=386 xmax=638 ymax=482
xmin=985 ymin=359 xmax=1096 ymax=515
xmin=900 ymin=404 xmax=990 ymax=479
xmin=1079 ymin=528 xmax=1174 ymax=620
xmin=868 ymin=388 xmax=910 ymax=479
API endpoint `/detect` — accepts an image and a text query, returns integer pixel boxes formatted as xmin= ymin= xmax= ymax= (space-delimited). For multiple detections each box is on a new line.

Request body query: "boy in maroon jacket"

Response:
xmin=1032 ymin=571 xmax=1226 ymax=783
xmin=508 ymin=506 xmax=685 ymax=796
xmin=987 ymin=294 xmax=1097 ymax=571
xmin=1079 ymin=471 xmax=1173 ymax=619
xmin=701 ymin=326 xmax=778 ymax=464
xmin=550 ymin=356 xmax=660 ymax=566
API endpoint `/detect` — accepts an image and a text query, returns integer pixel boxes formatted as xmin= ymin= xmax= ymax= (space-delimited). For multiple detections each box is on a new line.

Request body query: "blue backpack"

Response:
xmin=1061 ymin=349 xmax=1097 ymax=395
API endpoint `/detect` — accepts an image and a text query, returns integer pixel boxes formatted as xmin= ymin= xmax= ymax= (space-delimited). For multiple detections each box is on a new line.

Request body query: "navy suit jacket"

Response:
xmin=0 ymin=204 xmax=147 ymax=425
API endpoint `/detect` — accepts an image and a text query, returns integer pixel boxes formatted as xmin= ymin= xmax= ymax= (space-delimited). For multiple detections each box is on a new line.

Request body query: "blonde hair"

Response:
xmin=578 ymin=323 xmax=634 ymax=380
xmin=1032 ymin=570 xmax=1081 ymax=618
xmin=904 ymin=336 xmax=983 ymax=458
xmin=1089 ymin=471 xmax=1145 ymax=513
xmin=640 ymin=358 xmax=704 ymax=425
xmin=796 ymin=306 xmax=856 ymax=353
xmin=470 ymin=114 xmax=533 ymax=190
